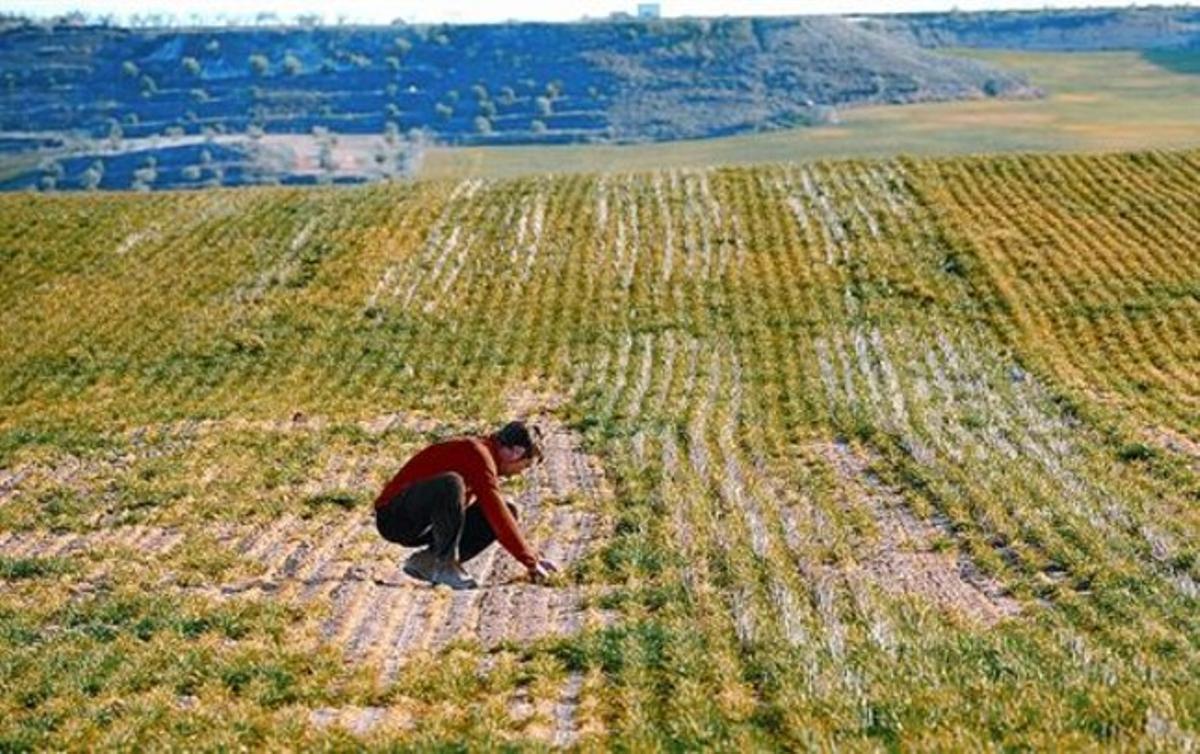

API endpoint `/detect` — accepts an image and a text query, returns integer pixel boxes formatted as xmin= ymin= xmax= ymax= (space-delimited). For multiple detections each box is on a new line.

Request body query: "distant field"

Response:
xmin=1 ymin=150 xmax=1198 ymax=748
xmin=419 ymin=50 xmax=1200 ymax=179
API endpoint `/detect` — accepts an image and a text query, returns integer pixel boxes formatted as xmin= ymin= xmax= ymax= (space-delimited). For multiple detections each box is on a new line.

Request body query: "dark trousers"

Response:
xmin=375 ymin=472 xmax=519 ymax=563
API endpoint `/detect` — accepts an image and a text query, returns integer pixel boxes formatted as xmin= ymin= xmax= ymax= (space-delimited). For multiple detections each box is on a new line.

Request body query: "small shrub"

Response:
xmin=0 ymin=556 xmax=73 ymax=581
xmin=318 ymin=142 xmax=336 ymax=172
xmin=1117 ymin=443 xmax=1156 ymax=462
xmin=282 ymin=54 xmax=302 ymax=76
xmin=39 ymin=158 xmax=64 ymax=180
xmin=133 ymin=156 xmax=157 ymax=191
xmin=81 ymin=161 xmax=103 ymax=190
xmin=303 ymin=491 xmax=358 ymax=513
xmin=941 ymin=251 xmax=968 ymax=277
xmin=248 ymin=54 xmax=269 ymax=76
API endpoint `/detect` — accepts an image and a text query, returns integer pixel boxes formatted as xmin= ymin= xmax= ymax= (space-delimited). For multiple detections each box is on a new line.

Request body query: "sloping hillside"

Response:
xmin=581 ymin=16 xmax=1036 ymax=140
xmin=1 ymin=150 xmax=1198 ymax=749
xmin=0 ymin=16 xmax=1035 ymax=189
xmin=0 ymin=16 xmax=1032 ymax=143
xmin=868 ymin=6 xmax=1200 ymax=51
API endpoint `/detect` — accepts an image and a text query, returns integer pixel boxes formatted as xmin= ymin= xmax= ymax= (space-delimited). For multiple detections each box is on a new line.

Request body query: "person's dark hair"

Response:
xmin=495 ymin=420 xmax=543 ymax=463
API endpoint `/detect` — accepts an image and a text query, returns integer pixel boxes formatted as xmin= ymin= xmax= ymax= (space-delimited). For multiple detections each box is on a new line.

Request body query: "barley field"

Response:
xmin=1 ymin=149 xmax=1198 ymax=749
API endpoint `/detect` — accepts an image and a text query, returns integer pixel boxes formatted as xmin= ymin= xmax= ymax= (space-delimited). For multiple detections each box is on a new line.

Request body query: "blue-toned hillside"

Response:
xmin=0 ymin=17 xmax=1034 ymax=143
xmin=0 ymin=15 xmax=1035 ymax=190
xmin=868 ymin=6 xmax=1200 ymax=51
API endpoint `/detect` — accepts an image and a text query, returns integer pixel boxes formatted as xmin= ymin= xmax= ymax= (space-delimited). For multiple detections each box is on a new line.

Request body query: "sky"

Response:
xmin=0 ymin=1 xmax=1174 ymax=25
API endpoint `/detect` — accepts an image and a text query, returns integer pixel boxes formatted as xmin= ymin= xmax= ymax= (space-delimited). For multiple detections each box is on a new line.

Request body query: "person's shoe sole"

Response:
xmin=402 ymin=561 xmax=431 ymax=582
xmin=429 ymin=570 xmax=478 ymax=590
xmin=432 ymin=578 xmax=478 ymax=590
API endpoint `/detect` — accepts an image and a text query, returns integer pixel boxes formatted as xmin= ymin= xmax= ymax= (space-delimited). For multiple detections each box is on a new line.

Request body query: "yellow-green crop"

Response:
xmin=1 ymin=150 xmax=1197 ymax=749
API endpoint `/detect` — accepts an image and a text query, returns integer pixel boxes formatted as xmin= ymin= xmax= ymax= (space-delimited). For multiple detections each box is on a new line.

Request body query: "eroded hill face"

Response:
xmin=1 ymin=152 xmax=1198 ymax=749
xmin=867 ymin=7 xmax=1200 ymax=52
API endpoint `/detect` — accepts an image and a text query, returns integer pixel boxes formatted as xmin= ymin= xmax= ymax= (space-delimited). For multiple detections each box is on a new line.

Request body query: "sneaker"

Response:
xmin=402 ymin=547 xmax=437 ymax=583
xmin=429 ymin=558 xmax=479 ymax=590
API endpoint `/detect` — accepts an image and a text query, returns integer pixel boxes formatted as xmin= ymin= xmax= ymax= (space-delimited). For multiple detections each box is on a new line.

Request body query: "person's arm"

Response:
xmin=464 ymin=448 xmax=538 ymax=569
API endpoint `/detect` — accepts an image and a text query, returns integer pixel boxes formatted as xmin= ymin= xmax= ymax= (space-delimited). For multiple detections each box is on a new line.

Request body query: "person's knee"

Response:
xmin=374 ymin=508 xmax=391 ymax=540
xmin=436 ymin=472 xmax=466 ymax=502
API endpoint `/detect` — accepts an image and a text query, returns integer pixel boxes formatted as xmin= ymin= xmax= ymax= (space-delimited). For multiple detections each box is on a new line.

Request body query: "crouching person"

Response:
xmin=374 ymin=420 xmax=558 ymax=589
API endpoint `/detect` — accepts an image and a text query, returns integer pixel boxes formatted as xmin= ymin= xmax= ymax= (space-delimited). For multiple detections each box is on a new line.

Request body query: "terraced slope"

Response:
xmin=0 ymin=16 xmax=1036 ymax=190
xmin=1 ymin=150 xmax=1198 ymax=749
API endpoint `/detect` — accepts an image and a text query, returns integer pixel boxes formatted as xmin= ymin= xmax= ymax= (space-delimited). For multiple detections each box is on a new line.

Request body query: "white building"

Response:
xmin=637 ymin=3 xmax=661 ymax=19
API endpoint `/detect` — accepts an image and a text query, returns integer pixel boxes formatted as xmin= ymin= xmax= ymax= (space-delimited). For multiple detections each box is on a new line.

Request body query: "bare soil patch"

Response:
xmin=208 ymin=413 xmax=610 ymax=675
xmin=1142 ymin=425 xmax=1200 ymax=471
xmin=0 ymin=525 xmax=186 ymax=561
xmin=307 ymin=705 xmax=414 ymax=737
xmin=811 ymin=439 xmax=1020 ymax=626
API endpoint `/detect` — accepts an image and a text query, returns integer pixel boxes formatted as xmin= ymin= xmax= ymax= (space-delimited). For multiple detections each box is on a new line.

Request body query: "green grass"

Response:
xmin=419 ymin=49 xmax=1200 ymax=180
xmin=0 ymin=556 xmax=74 ymax=581
xmin=1 ymin=150 xmax=1198 ymax=748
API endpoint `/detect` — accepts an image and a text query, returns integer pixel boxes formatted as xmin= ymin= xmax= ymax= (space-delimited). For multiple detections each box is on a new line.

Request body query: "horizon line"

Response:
xmin=2 ymin=2 xmax=1191 ymax=29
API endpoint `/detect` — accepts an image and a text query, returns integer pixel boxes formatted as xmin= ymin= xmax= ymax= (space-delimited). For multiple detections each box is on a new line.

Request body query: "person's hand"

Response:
xmin=529 ymin=557 xmax=559 ymax=584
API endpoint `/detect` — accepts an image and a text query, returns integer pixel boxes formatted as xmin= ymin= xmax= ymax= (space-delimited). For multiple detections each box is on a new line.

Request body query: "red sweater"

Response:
xmin=374 ymin=436 xmax=537 ymax=568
